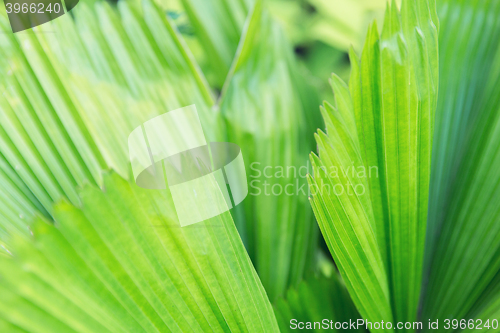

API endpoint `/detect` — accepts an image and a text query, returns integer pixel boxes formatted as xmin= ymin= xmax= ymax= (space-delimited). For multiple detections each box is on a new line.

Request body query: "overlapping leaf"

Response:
xmin=157 ymin=0 xmax=323 ymax=301
xmin=0 ymin=172 xmax=279 ymax=332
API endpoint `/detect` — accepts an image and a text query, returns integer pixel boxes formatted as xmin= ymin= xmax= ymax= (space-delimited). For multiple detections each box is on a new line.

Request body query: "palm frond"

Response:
xmin=177 ymin=0 xmax=253 ymax=88
xmin=308 ymin=0 xmax=438 ymax=328
xmin=0 ymin=172 xmax=279 ymax=332
xmin=0 ymin=0 xmax=217 ymax=244
xmin=422 ymin=0 xmax=500 ymax=322
xmin=218 ymin=0 xmax=320 ymax=301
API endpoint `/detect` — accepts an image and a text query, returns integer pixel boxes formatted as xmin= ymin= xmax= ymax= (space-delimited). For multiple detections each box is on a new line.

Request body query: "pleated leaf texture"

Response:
xmin=0 ymin=0 xmax=218 ymax=245
xmin=218 ymin=0 xmax=320 ymax=302
xmin=422 ymin=0 xmax=500 ymax=326
xmin=0 ymin=173 xmax=279 ymax=332
xmin=177 ymin=0 xmax=254 ymax=88
xmin=308 ymin=0 xmax=439 ymax=330
xmin=0 ymin=0 xmax=281 ymax=332
xmin=3 ymin=0 xmax=500 ymax=331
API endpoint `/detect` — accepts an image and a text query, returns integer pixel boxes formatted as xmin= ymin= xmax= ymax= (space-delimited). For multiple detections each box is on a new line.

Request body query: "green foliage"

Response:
xmin=269 ymin=0 xmax=389 ymax=52
xmin=308 ymin=0 xmax=438 ymax=329
xmin=157 ymin=0 xmax=324 ymax=301
xmin=218 ymin=0 xmax=320 ymax=301
xmin=0 ymin=172 xmax=279 ymax=332
xmin=0 ymin=1 xmax=280 ymax=330
xmin=0 ymin=0 xmax=322 ymax=327
xmin=0 ymin=0 xmax=217 ymax=244
xmin=177 ymin=0 xmax=253 ymax=88
xmin=422 ymin=0 xmax=500 ymax=324
xmin=274 ymin=273 xmax=365 ymax=332
xmin=1 ymin=0 xmax=500 ymax=332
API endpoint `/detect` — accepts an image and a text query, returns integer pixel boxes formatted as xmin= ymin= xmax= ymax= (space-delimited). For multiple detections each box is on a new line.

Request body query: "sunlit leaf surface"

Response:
xmin=308 ymin=0 xmax=438 ymax=329
xmin=0 ymin=173 xmax=279 ymax=332
xmin=0 ymin=0 xmax=217 ymax=244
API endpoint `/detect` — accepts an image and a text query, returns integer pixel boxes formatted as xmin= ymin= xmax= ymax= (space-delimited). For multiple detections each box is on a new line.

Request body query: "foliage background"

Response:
xmin=0 ymin=0 xmax=499 ymax=332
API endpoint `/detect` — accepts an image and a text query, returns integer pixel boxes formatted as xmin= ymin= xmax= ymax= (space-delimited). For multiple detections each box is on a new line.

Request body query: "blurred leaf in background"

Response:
xmin=267 ymin=0 xmax=395 ymax=100
xmin=160 ymin=0 xmax=392 ymax=102
xmin=159 ymin=0 xmax=326 ymax=301
xmin=269 ymin=0 xmax=390 ymax=51
xmin=274 ymin=272 xmax=366 ymax=332
xmin=217 ymin=1 xmax=320 ymax=301
xmin=422 ymin=0 xmax=500 ymax=325
xmin=155 ymin=0 xmax=252 ymax=90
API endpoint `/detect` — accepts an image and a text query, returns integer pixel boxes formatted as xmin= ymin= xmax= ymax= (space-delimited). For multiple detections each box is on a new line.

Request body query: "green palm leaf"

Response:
xmin=0 ymin=1 xmax=280 ymax=331
xmin=421 ymin=0 xmax=500 ymax=323
xmin=468 ymin=271 xmax=500 ymax=331
xmin=154 ymin=0 xmax=324 ymax=301
xmin=0 ymin=172 xmax=279 ymax=332
xmin=0 ymin=0 xmax=217 ymax=244
xmin=218 ymin=0 xmax=320 ymax=301
xmin=308 ymin=0 xmax=438 ymax=329
xmin=3 ymin=0 xmax=500 ymax=331
xmin=177 ymin=0 xmax=253 ymax=88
